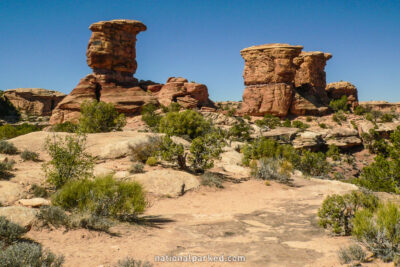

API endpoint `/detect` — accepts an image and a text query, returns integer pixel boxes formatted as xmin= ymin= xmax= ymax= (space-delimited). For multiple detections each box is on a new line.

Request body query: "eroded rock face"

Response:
xmin=153 ymin=77 xmax=213 ymax=109
xmin=50 ymin=19 xmax=156 ymax=124
xmin=290 ymin=52 xmax=332 ymax=115
xmin=326 ymin=82 xmax=359 ymax=108
xmin=4 ymin=88 xmax=65 ymax=116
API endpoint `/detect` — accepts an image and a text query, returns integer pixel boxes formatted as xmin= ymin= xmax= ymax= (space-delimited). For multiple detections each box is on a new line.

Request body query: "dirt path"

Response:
xmin=28 ymin=177 xmax=385 ymax=267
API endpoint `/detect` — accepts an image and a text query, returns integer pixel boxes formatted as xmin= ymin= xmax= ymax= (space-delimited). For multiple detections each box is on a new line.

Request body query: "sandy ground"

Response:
xmin=26 ymin=176 xmax=390 ymax=267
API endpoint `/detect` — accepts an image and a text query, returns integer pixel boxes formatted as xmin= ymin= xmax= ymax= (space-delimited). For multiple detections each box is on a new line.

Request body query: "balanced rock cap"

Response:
xmin=89 ymin=19 xmax=147 ymax=33
xmin=241 ymin=43 xmax=304 ymax=53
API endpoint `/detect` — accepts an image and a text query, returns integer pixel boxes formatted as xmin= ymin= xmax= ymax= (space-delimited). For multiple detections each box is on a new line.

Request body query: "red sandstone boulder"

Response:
xmin=326 ymin=82 xmax=359 ymax=108
xmin=155 ymin=77 xmax=213 ymax=109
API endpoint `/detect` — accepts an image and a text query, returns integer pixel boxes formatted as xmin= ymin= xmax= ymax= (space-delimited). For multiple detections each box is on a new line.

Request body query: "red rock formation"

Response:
xmin=4 ymin=88 xmax=65 ymax=116
xmin=290 ymin=51 xmax=332 ymax=115
xmin=240 ymin=44 xmax=303 ymax=117
xmin=50 ymin=20 xmax=157 ymax=124
xmin=153 ymin=77 xmax=213 ymax=109
xmin=326 ymin=81 xmax=359 ymax=108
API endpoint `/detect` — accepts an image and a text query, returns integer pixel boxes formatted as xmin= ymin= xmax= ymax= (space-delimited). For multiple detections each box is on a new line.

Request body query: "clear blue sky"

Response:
xmin=0 ymin=0 xmax=399 ymax=102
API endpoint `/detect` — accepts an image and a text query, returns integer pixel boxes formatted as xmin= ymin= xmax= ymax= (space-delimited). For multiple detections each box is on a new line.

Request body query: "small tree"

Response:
xmin=43 ymin=134 xmax=94 ymax=189
xmin=189 ymin=132 xmax=224 ymax=172
xmin=79 ymin=100 xmax=126 ymax=133
xmin=329 ymin=95 xmax=349 ymax=112
xmin=158 ymin=135 xmax=186 ymax=169
xmin=141 ymin=104 xmax=161 ymax=130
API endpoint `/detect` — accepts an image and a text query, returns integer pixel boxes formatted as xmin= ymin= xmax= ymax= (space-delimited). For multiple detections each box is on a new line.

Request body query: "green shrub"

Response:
xmin=141 ymin=104 xmax=161 ymax=130
xmin=37 ymin=206 xmax=69 ymax=228
xmin=189 ymin=132 xmax=224 ymax=172
xmin=351 ymin=120 xmax=358 ymax=130
xmin=166 ymin=102 xmax=181 ymax=113
xmin=326 ymin=144 xmax=341 ymax=161
xmin=0 ymin=242 xmax=64 ymax=267
xmin=365 ymin=110 xmax=382 ymax=123
xmin=0 ymin=123 xmax=42 ymax=140
xmin=255 ymin=114 xmax=281 ymax=129
xmin=71 ymin=213 xmax=113 ymax=233
xmin=332 ymin=111 xmax=347 ymax=124
xmin=0 ymin=159 xmax=15 ymax=179
xmin=226 ymin=108 xmax=236 ymax=117
xmin=353 ymin=202 xmax=400 ymax=262
xmin=243 ymin=114 xmax=251 ymax=121
xmin=200 ymin=172 xmax=224 ymax=188
xmin=0 ymin=216 xmax=27 ymax=244
xmin=116 ymin=257 xmax=153 ymax=267
xmin=79 ymin=100 xmax=126 ymax=133
xmin=318 ymin=123 xmax=327 ymax=129
xmin=306 ymin=117 xmax=312 ymax=122
xmin=297 ymin=150 xmax=330 ymax=177
xmin=145 ymin=157 xmax=157 ymax=166
xmin=20 ymin=149 xmax=39 ymax=161
xmin=329 ymin=95 xmax=349 ymax=112
xmin=318 ymin=191 xmax=379 ymax=235
xmin=129 ymin=162 xmax=144 ymax=174
xmin=282 ymin=119 xmax=291 ymax=127
xmin=292 ymin=120 xmax=309 ymax=130
xmin=338 ymin=244 xmax=366 ymax=264
xmin=51 ymin=122 xmax=78 ymax=133
xmin=129 ymin=136 xmax=162 ymax=163
xmin=159 ymin=110 xmax=211 ymax=139
xmin=381 ymin=113 xmax=395 ymax=123
xmin=227 ymin=119 xmax=251 ymax=141
xmin=0 ymin=140 xmax=18 ymax=154
xmin=43 ymin=134 xmax=94 ymax=189
xmin=252 ymin=158 xmax=293 ymax=185
xmin=52 ymin=175 xmax=146 ymax=218
xmin=30 ymin=184 xmax=48 ymax=198
xmin=157 ymin=135 xmax=186 ymax=169
xmin=354 ymin=105 xmax=367 ymax=115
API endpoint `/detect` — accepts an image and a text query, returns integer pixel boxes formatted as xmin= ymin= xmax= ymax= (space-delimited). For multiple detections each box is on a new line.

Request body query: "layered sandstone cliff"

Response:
xmin=4 ymin=88 xmax=65 ymax=116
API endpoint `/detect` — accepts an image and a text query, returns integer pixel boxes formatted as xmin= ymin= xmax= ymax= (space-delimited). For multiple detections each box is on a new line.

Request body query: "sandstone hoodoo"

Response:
xmin=50 ymin=19 xmax=158 ymax=124
xmin=4 ymin=88 xmax=65 ymax=116
xmin=239 ymin=43 xmax=358 ymax=117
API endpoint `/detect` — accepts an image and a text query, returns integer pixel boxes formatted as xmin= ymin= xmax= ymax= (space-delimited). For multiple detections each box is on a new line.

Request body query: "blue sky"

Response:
xmin=0 ymin=0 xmax=399 ymax=102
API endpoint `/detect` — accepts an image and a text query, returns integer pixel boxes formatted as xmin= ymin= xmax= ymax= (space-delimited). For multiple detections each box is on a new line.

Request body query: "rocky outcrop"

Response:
xmin=240 ymin=43 xmax=358 ymax=117
xmin=151 ymin=77 xmax=213 ymax=109
xmin=359 ymin=101 xmax=400 ymax=113
xmin=240 ymin=44 xmax=303 ymax=117
xmin=290 ymin=52 xmax=332 ymax=115
xmin=326 ymin=82 xmax=359 ymax=108
xmin=4 ymin=88 xmax=65 ymax=116
xmin=50 ymin=20 xmax=157 ymax=124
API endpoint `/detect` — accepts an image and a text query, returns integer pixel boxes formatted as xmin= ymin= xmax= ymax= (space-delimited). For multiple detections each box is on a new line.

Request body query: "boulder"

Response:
xmin=17 ymin=198 xmax=51 ymax=207
xmin=292 ymin=131 xmax=324 ymax=150
xmin=262 ymin=127 xmax=300 ymax=141
xmin=326 ymin=81 xmax=359 ymax=108
xmin=154 ymin=77 xmax=213 ymax=109
xmin=324 ymin=127 xmax=362 ymax=149
xmin=4 ymin=88 xmax=65 ymax=116
xmin=0 ymin=206 xmax=38 ymax=228
xmin=358 ymin=121 xmax=400 ymax=138
xmin=128 ymin=169 xmax=200 ymax=197
xmin=0 ymin=181 xmax=25 ymax=206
